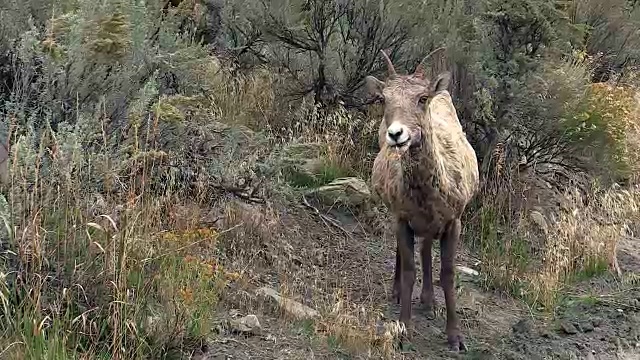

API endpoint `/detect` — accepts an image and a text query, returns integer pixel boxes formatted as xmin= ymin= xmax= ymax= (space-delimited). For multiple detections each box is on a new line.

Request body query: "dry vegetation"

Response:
xmin=0 ymin=0 xmax=640 ymax=359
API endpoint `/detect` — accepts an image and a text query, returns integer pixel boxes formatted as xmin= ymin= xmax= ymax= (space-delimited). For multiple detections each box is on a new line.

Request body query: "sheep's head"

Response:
xmin=365 ymin=49 xmax=450 ymax=153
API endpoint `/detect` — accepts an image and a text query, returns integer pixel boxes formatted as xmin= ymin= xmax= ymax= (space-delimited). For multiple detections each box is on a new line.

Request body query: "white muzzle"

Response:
xmin=386 ymin=121 xmax=410 ymax=147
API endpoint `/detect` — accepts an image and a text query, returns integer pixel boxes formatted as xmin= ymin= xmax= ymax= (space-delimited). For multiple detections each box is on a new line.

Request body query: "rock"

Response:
xmin=591 ymin=317 xmax=604 ymax=327
xmin=256 ymin=286 xmax=320 ymax=320
xmin=560 ymin=320 xmax=579 ymax=335
xmin=456 ymin=265 xmax=480 ymax=277
xmin=229 ymin=314 xmax=261 ymax=335
xmin=301 ymin=158 xmax=326 ymax=176
xmin=283 ymin=142 xmax=325 ymax=160
xmin=580 ymin=321 xmax=595 ymax=333
xmin=540 ymin=329 xmax=560 ymax=340
xmin=312 ymin=177 xmax=371 ymax=207
xmin=529 ymin=210 xmax=548 ymax=234
xmin=512 ymin=319 xmax=533 ymax=334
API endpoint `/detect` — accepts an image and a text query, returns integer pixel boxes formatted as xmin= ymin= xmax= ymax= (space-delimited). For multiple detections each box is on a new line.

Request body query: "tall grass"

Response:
xmin=0 ymin=2 xmax=271 ymax=357
xmin=0 ymin=113 xmax=239 ymax=358
xmin=465 ymin=168 xmax=640 ymax=310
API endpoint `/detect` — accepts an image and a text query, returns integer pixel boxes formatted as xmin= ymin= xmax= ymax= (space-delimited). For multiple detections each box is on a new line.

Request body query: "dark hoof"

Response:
xmin=447 ymin=334 xmax=467 ymax=353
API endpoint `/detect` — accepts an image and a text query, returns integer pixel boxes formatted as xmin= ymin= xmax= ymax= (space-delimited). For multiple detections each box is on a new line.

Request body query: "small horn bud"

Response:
xmin=380 ymin=49 xmax=397 ymax=79
xmin=414 ymin=46 xmax=446 ymax=79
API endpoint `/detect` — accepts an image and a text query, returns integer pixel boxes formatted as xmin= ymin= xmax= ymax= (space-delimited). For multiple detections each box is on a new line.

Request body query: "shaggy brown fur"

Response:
xmin=366 ymin=50 xmax=479 ymax=352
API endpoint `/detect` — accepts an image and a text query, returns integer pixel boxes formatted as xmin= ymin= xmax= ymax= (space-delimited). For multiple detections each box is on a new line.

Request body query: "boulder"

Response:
xmin=282 ymin=142 xmax=325 ymax=160
xmin=256 ymin=286 xmax=319 ymax=320
xmin=312 ymin=177 xmax=371 ymax=207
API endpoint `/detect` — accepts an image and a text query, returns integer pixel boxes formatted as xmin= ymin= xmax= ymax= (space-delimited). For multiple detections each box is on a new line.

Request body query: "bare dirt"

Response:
xmin=198 ymin=197 xmax=640 ymax=360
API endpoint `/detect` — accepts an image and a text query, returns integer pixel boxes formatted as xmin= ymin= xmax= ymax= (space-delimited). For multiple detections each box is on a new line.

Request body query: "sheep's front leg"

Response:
xmin=441 ymin=218 xmax=466 ymax=352
xmin=396 ymin=220 xmax=416 ymax=328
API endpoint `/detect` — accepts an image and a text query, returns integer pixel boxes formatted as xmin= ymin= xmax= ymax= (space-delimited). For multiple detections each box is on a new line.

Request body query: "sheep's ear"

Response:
xmin=364 ymin=75 xmax=384 ymax=98
xmin=431 ymin=72 xmax=451 ymax=94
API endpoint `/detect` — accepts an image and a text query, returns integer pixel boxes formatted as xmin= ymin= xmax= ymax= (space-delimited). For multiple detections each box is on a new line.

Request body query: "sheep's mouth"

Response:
xmin=386 ymin=126 xmax=423 ymax=153
xmin=387 ymin=139 xmax=412 ymax=155
xmin=389 ymin=130 xmax=422 ymax=152
xmin=390 ymin=139 xmax=410 ymax=149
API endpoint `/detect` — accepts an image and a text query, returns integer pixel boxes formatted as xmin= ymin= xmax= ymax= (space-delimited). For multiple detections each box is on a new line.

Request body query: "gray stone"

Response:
xmin=312 ymin=177 xmax=371 ymax=207
xmin=591 ymin=317 xmax=604 ymax=327
xmin=281 ymin=143 xmax=328 ymax=185
xmin=560 ymin=320 xmax=579 ymax=335
xmin=580 ymin=321 xmax=595 ymax=332
xmin=529 ymin=210 xmax=548 ymax=234
xmin=256 ymin=286 xmax=320 ymax=320
xmin=229 ymin=314 xmax=261 ymax=335
xmin=512 ymin=319 xmax=533 ymax=334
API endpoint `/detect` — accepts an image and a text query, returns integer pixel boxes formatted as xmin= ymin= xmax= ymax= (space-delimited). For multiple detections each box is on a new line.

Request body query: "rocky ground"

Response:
xmin=178 ymin=177 xmax=640 ymax=360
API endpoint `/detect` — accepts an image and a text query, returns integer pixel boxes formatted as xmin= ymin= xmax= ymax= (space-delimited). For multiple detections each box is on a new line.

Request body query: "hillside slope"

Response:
xmin=186 ymin=192 xmax=640 ymax=360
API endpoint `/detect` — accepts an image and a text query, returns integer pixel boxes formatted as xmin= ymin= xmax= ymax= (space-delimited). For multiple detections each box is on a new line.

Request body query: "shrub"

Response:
xmin=564 ymin=82 xmax=640 ymax=183
xmin=467 ymin=175 xmax=640 ymax=309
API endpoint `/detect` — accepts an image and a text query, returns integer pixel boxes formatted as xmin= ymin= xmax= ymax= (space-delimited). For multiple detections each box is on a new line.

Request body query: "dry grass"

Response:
xmin=466 ymin=169 xmax=640 ymax=311
xmin=461 ymin=79 xmax=640 ymax=311
xmin=269 ymin=99 xmax=382 ymax=183
xmin=314 ymin=297 xmax=402 ymax=359
xmin=0 ymin=74 xmax=270 ymax=358
xmin=0 ymin=138 xmax=231 ymax=358
xmin=527 ymin=186 xmax=640 ymax=306
xmin=207 ymin=65 xmax=276 ymax=130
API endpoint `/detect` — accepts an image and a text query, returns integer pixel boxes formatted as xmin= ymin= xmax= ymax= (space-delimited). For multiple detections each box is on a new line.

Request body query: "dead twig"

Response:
xmin=212 ymin=184 xmax=265 ymax=203
xmin=302 ymin=194 xmax=354 ymax=240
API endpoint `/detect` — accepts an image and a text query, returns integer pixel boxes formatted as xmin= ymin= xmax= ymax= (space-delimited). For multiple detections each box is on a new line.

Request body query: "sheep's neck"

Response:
xmin=404 ymin=121 xmax=440 ymax=184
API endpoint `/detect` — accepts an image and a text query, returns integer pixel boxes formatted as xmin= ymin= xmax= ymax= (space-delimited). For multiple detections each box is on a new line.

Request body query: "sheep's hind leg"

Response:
xmin=420 ymin=236 xmax=435 ymax=319
xmin=441 ymin=218 xmax=466 ymax=352
xmin=391 ymin=245 xmax=401 ymax=304
xmin=396 ymin=220 xmax=416 ymax=332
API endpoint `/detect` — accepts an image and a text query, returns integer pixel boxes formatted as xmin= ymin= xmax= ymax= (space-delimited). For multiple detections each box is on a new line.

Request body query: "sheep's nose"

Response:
xmin=387 ymin=126 xmax=403 ymax=141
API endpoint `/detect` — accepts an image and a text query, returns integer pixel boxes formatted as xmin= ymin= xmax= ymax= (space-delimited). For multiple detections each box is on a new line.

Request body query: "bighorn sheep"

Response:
xmin=366 ymin=49 xmax=479 ymax=352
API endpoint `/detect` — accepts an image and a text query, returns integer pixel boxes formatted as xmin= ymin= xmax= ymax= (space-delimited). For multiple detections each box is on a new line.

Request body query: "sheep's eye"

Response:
xmin=418 ymin=96 xmax=428 ymax=106
xmin=374 ymin=95 xmax=385 ymax=105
